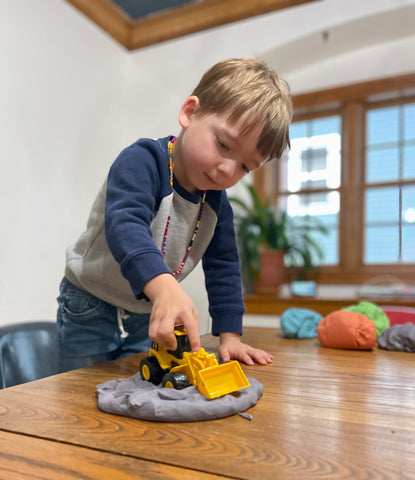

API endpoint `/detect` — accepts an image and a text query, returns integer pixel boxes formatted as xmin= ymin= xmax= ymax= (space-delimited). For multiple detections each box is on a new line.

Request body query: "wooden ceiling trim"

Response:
xmin=66 ymin=0 xmax=317 ymax=51
xmin=129 ymin=0 xmax=316 ymax=50
xmin=66 ymin=0 xmax=132 ymax=49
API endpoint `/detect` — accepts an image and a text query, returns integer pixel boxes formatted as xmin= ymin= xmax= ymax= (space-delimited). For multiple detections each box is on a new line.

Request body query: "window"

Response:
xmin=280 ymin=115 xmax=341 ymax=266
xmin=254 ymin=74 xmax=415 ymax=284
xmin=364 ymin=103 xmax=415 ymax=264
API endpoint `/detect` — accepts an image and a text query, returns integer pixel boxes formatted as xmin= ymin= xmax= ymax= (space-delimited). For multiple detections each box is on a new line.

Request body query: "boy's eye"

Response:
xmin=242 ymin=164 xmax=250 ymax=174
xmin=217 ymin=137 xmax=229 ymax=151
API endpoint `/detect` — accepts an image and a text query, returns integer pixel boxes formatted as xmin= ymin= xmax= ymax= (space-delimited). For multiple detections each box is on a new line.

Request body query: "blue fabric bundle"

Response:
xmin=281 ymin=308 xmax=323 ymax=339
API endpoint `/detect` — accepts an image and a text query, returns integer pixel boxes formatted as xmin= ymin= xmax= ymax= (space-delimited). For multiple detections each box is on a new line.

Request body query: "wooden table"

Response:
xmin=0 ymin=327 xmax=414 ymax=480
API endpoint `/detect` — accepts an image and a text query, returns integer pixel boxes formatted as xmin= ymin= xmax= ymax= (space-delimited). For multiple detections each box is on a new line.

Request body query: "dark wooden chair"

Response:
xmin=0 ymin=321 xmax=58 ymax=389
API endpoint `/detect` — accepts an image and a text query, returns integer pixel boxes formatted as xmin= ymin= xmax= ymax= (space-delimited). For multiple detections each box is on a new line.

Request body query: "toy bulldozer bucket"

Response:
xmin=196 ymin=360 xmax=250 ymax=400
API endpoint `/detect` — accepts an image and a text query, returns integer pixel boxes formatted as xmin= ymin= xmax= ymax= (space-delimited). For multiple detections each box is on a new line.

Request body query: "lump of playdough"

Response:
xmin=377 ymin=323 xmax=415 ymax=353
xmin=96 ymin=374 xmax=263 ymax=422
xmin=342 ymin=301 xmax=390 ymax=338
xmin=317 ymin=310 xmax=377 ymax=350
xmin=281 ymin=307 xmax=322 ymax=339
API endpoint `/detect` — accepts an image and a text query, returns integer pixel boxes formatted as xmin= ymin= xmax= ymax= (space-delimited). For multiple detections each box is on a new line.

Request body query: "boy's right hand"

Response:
xmin=143 ymin=273 xmax=201 ymax=352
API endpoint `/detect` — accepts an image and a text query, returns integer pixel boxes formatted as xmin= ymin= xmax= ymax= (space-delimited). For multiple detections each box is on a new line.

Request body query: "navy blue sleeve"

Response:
xmin=202 ymin=192 xmax=245 ymax=336
xmin=105 ymin=139 xmax=172 ymax=299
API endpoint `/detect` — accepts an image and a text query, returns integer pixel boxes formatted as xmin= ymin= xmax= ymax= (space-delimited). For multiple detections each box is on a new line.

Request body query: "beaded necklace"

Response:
xmin=161 ymin=138 xmax=207 ymax=276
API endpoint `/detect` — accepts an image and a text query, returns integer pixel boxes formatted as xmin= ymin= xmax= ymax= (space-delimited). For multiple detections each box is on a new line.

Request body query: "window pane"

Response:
xmin=366 ymin=147 xmax=399 ymax=183
xmin=312 ymin=116 xmax=341 ymax=136
xmin=366 ymin=102 xmax=415 ymax=183
xmin=279 ymin=192 xmax=339 ymax=266
xmin=286 ymin=191 xmax=340 ymax=217
xmin=365 ymin=226 xmax=399 ymax=263
xmin=290 ymin=121 xmax=307 ymax=139
xmin=366 ymin=106 xmax=399 ymax=145
xmin=402 ymin=185 xmax=415 ymax=224
xmin=402 ymin=225 xmax=415 ymax=262
xmin=364 ymin=187 xmax=400 ymax=264
xmin=404 ymin=144 xmax=415 ymax=179
xmin=364 ymin=185 xmax=414 ymax=264
xmin=282 ymin=116 xmax=341 ymax=266
xmin=285 ymin=116 xmax=341 ymax=192
xmin=315 ymin=215 xmax=338 ymax=266
xmin=289 ymin=116 xmax=341 ymax=139
xmin=365 ymin=187 xmax=399 ymax=223
xmin=404 ymin=104 xmax=415 ymax=141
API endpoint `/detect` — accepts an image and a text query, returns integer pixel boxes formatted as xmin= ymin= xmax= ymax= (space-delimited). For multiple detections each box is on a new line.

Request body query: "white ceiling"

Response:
xmin=262 ymin=3 xmax=415 ymax=75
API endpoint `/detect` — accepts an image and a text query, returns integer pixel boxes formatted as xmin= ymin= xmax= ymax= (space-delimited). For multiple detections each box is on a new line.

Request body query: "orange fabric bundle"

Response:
xmin=317 ymin=310 xmax=377 ymax=350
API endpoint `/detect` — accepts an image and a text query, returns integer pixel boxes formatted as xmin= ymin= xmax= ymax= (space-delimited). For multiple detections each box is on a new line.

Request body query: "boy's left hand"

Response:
xmin=218 ymin=332 xmax=273 ymax=366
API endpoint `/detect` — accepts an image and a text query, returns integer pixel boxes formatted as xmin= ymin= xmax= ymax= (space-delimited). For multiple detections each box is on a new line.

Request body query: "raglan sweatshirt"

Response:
xmin=65 ymin=136 xmax=245 ymax=336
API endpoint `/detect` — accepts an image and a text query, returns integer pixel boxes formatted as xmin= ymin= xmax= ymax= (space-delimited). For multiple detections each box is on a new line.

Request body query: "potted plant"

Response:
xmin=229 ymin=183 xmax=328 ymax=293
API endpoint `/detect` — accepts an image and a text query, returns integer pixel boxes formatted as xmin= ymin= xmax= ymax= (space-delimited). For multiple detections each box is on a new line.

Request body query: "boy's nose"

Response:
xmin=218 ymin=158 xmax=236 ymax=178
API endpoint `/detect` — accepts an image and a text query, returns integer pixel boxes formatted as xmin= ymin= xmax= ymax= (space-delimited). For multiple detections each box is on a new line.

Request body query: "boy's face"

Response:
xmin=173 ymin=96 xmax=266 ymax=193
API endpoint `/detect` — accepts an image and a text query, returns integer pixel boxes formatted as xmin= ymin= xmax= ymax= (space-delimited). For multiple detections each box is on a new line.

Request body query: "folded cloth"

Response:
xmin=317 ymin=310 xmax=377 ymax=350
xmin=342 ymin=301 xmax=389 ymax=338
xmin=96 ymin=373 xmax=263 ymax=422
xmin=377 ymin=323 xmax=415 ymax=353
xmin=281 ymin=308 xmax=322 ymax=339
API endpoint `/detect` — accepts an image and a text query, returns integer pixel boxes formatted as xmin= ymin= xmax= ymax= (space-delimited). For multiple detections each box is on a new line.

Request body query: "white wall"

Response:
xmin=1 ymin=0 xmax=414 ymax=329
xmin=0 ymin=1 xmax=126 ymax=326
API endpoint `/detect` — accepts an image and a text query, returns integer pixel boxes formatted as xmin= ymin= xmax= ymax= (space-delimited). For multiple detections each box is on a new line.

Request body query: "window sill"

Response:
xmin=244 ymin=284 xmax=415 ymax=316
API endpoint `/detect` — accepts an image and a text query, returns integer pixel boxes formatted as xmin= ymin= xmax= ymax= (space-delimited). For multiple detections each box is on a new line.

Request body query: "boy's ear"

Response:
xmin=179 ymin=96 xmax=200 ymax=128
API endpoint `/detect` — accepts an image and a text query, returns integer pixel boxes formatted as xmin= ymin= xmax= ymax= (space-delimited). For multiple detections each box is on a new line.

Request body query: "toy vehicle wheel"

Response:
xmin=162 ymin=372 xmax=190 ymax=390
xmin=139 ymin=356 xmax=164 ymax=385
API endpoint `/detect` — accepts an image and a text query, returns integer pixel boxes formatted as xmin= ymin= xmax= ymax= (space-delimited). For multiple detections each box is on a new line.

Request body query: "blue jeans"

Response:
xmin=57 ymin=277 xmax=152 ymax=373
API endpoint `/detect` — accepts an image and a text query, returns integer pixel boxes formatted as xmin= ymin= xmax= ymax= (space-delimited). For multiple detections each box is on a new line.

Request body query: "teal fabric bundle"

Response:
xmin=281 ymin=308 xmax=322 ymax=339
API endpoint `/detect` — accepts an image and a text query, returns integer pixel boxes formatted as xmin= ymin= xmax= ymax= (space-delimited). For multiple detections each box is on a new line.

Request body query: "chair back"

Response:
xmin=0 ymin=321 xmax=58 ymax=389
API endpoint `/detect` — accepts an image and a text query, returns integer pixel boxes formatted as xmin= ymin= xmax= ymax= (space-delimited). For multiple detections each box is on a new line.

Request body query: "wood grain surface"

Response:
xmin=0 ymin=327 xmax=414 ymax=480
xmin=0 ymin=430 xmax=228 ymax=480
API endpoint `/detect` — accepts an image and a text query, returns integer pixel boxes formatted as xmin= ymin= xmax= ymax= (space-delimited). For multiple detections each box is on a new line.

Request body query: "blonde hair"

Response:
xmin=191 ymin=58 xmax=292 ymax=160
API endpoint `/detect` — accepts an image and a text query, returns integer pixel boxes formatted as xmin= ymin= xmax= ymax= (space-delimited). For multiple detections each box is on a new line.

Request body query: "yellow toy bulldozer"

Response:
xmin=139 ymin=326 xmax=250 ymax=399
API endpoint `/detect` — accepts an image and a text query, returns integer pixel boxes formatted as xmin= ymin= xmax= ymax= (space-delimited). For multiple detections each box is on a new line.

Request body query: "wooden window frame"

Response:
xmin=254 ymin=73 xmax=415 ymax=285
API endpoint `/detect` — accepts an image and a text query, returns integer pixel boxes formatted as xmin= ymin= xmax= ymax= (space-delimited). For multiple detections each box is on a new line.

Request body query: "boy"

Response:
xmin=57 ymin=58 xmax=292 ymax=372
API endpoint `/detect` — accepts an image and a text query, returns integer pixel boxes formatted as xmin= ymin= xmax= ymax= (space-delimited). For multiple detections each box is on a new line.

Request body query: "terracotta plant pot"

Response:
xmin=253 ymin=249 xmax=286 ymax=293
